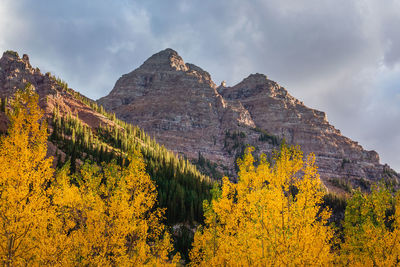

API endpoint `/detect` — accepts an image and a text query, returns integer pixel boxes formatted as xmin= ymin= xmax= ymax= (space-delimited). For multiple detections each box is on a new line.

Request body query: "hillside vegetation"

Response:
xmin=2 ymin=88 xmax=400 ymax=266
xmin=45 ymin=74 xmax=212 ymax=225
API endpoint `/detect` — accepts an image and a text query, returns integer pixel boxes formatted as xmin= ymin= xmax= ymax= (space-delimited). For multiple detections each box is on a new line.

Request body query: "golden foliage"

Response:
xmin=53 ymin=153 xmax=179 ymax=265
xmin=4 ymin=86 xmax=400 ymax=266
xmin=0 ymin=85 xmax=66 ymax=265
xmin=190 ymin=146 xmax=334 ymax=266
xmin=339 ymin=186 xmax=400 ymax=266
xmin=0 ymin=87 xmax=178 ymax=266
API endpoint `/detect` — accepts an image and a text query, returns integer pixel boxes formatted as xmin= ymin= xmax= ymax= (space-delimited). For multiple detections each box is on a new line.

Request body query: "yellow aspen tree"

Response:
xmin=53 ymin=151 xmax=179 ymax=266
xmin=339 ymin=186 xmax=400 ymax=266
xmin=391 ymin=195 xmax=400 ymax=264
xmin=190 ymin=145 xmax=334 ymax=266
xmin=0 ymin=85 xmax=66 ymax=265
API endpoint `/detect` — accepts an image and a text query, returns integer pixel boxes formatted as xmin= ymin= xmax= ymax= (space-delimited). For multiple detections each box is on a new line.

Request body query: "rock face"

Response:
xmin=99 ymin=48 xmax=399 ymax=191
xmin=99 ymin=49 xmax=231 ymax=168
xmin=0 ymin=50 xmax=121 ymax=164
xmin=0 ymin=50 xmax=117 ymax=129
xmin=0 ymin=49 xmax=397 ymax=192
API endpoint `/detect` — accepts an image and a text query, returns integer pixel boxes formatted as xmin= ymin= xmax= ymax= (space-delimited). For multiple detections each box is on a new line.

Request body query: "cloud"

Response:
xmin=0 ymin=0 xmax=399 ymax=170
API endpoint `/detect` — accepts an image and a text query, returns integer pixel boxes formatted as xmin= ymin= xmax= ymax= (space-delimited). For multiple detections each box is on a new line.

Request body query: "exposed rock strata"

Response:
xmin=99 ymin=48 xmax=399 ymax=190
xmin=0 ymin=51 xmax=117 ymax=129
xmin=0 ymin=51 xmax=120 ymax=167
xmin=0 ymin=49 xmax=397 ymax=192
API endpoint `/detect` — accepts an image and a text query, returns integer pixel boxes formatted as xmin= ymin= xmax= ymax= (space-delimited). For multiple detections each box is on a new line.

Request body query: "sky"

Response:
xmin=1 ymin=0 xmax=399 ymax=171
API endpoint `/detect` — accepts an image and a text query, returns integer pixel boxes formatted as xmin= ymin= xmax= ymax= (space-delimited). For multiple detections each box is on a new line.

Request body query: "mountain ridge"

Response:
xmin=1 ymin=48 xmax=398 ymax=194
xmin=99 ymin=48 xmax=399 ymax=192
xmin=0 ymin=50 xmax=212 ymax=225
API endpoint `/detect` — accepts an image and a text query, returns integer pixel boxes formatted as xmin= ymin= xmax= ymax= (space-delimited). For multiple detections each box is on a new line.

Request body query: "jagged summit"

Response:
xmin=139 ymin=48 xmax=188 ymax=72
xmin=1 ymin=51 xmax=31 ymax=70
xmin=219 ymin=73 xmax=286 ymax=101
xmin=0 ymin=50 xmax=212 ymax=227
xmin=135 ymin=49 xmax=215 ymax=85
xmin=2 ymin=49 xmax=398 ymax=192
xmin=234 ymin=73 xmax=281 ymax=91
xmin=0 ymin=51 xmax=44 ymax=98
xmin=243 ymin=73 xmax=268 ymax=82
xmin=3 ymin=50 xmax=20 ymax=58
xmin=99 ymin=49 xmax=217 ymax=106
xmin=98 ymin=48 xmax=400 ymax=191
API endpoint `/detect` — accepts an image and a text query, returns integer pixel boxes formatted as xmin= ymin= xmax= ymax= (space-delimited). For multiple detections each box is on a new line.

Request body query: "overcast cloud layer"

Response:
xmin=1 ymin=0 xmax=399 ymax=170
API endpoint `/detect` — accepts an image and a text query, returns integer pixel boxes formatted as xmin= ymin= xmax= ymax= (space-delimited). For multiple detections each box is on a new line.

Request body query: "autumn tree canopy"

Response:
xmin=2 ymin=86 xmax=400 ymax=266
xmin=53 ymin=153 xmax=179 ymax=265
xmin=190 ymin=146 xmax=335 ymax=266
xmin=0 ymin=87 xmax=178 ymax=266
xmin=0 ymin=85 xmax=62 ymax=265
xmin=339 ymin=186 xmax=400 ymax=266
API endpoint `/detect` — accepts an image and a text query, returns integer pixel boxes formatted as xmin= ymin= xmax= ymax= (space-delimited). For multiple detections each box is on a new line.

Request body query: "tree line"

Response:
xmin=49 ymin=95 xmax=212 ymax=226
xmin=1 ymin=86 xmax=400 ymax=266
xmin=0 ymin=87 xmax=179 ymax=265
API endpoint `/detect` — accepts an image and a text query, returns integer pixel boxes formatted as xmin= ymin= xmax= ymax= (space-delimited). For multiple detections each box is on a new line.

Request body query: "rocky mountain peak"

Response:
xmin=243 ymin=73 xmax=268 ymax=82
xmin=99 ymin=48 xmax=400 ymax=190
xmin=236 ymin=73 xmax=280 ymax=91
xmin=2 ymin=49 xmax=397 ymax=193
xmin=0 ymin=51 xmax=43 ymax=98
xmin=99 ymin=49 xmax=218 ymax=107
xmin=139 ymin=48 xmax=188 ymax=72
xmin=3 ymin=50 xmax=20 ymax=59
xmin=1 ymin=51 xmax=31 ymax=70
xmin=0 ymin=50 xmax=126 ymax=133
xmin=219 ymin=73 xmax=285 ymax=100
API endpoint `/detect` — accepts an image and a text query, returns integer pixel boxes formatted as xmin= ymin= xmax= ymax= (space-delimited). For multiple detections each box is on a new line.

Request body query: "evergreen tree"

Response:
xmin=0 ymin=97 xmax=6 ymax=112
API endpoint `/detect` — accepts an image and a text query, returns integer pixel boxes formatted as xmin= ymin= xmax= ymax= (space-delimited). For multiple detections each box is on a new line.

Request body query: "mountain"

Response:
xmin=0 ymin=50 xmax=212 ymax=225
xmin=98 ymin=48 xmax=399 ymax=193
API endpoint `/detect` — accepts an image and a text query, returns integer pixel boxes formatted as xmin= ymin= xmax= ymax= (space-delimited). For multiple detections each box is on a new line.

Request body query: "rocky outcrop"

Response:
xmin=99 ymin=49 xmax=232 ymax=168
xmin=0 ymin=50 xmax=216 ymax=226
xmin=99 ymin=48 xmax=399 ymax=191
xmin=219 ymin=73 xmax=384 ymax=184
xmin=1 ymin=49 xmax=397 ymax=192
xmin=0 ymin=50 xmax=122 ymax=167
xmin=0 ymin=50 xmax=117 ymax=129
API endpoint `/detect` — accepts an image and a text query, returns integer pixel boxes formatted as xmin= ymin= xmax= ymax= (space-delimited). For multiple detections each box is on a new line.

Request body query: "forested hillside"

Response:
xmin=48 ymin=99 xmax=212 ymax=225
xmin=0 ymin=50 xmax=213 ymax=228
xmin=0 ymin=88 xmax=180 ymax=265
xmin=2 ymin=87 xmax=400 ymax=266
xmin=99 ymin=48 xmax=399 ymax=191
